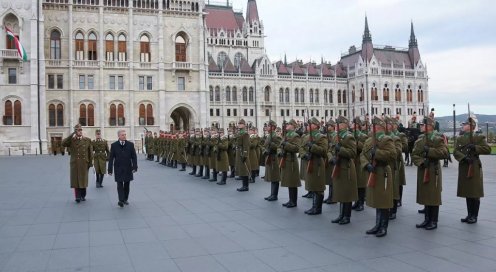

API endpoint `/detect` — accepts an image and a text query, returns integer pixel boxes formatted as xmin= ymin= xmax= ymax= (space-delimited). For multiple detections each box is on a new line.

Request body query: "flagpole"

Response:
xmin=37 ymin=0 xmax=42 ymax=154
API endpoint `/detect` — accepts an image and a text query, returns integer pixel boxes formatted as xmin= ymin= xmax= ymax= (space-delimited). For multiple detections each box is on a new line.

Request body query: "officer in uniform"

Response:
xmin=209 ymin=128 xmax=220 ymax=182
xmin=189 ymin=129 xmax=201 ymax=176
xmin=62 ymin=124 xmax=93 ymax=203
xmin=236 ymin=119 xmax=251 ymax=192
xmin=352 ymin=117 xmax=368 ymax=211
xmin=202 ymin=128 xmax=211 ymax=180
xmin=227 ymin=128 xmax=237 ymax=178
xmin=177 ymin=132 xmax=188 ymax=171
xmin=387 ymin=117 xmax=408 ymax=218
xmin=215 ymin=128 xmax=230 ymax=185
xmin=92 ymin=129 xmax=109 ymax=188
xmin=263 ymin=120 xmax=282 ymax=201
xmin=279 ymin=119 xmax=301 ymax=208
xmin=324 ymin=119 xmax=337 ymax=205
xmin=361 ymin=116 xmax=396 ymax=237
xmin=454 ymin=116 xmax=491 ymax=224
xmin=195 ymin=129 xmax=206 ymax=178
xmin=412 ymin=117 xmax=449 ymax=230
xmin=330 ymin=116 xmax=357 ymax=225
xmin=301 ymin=117 xmax=328 ymax=215
xmin=249 ymin=127 xmax=260 ymax=183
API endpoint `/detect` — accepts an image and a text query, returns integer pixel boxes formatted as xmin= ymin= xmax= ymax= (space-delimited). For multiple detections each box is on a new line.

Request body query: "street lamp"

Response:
xmin=486 ymin=122 xmax=489 ymax=139
xmin=453 ymin=104 xmax=456 ymax=140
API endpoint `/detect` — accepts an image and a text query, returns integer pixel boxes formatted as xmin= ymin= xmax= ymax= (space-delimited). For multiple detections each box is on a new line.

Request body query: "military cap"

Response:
xmin=308 ymin=117 xmax=321 ymax=126
xmin=287 ymin=119 xmax=297 ymax=127
xmin=74 ymin=124 xmax=82 ymax=130
xmin=268 ymin=120 xmax=277 ymax=127
xmin=95 ymin=129 xmax=101 ymax=134
xmin=421 ymin=117 xmax=435 ymax=126
xmin=353 ymin=117 xmax=363 ymax=126
xmin=336 ymin=116 xmax=349 ymax=124
xmin=238 ymin=119 xmax=246 ymax=125
xmin=372 ymin=116 xmax=386 ymax=128
xmin=218 ymin=128 xmax=225 ymax=133
xmin=275 ymin=127 xmax=282 ymax=132
xmin=326 ymin=118 xmax=336 ymax=126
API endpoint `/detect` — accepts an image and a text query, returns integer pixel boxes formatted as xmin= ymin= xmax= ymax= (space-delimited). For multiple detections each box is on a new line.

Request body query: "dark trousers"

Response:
xmin=117 ymin=182 xmax=130 ymax=202
xmin=74 ymin=188 xmax=86 ymax=199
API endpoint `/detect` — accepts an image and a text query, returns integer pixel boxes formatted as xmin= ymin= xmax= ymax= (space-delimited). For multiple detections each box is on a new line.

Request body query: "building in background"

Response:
xmin=0 ymin=0 xmax=428 ymax=155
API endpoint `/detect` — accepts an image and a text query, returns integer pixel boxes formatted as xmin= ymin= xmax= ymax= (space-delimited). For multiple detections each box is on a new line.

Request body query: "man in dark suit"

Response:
xmin=108 ymin=129 xmax=138 ymax=207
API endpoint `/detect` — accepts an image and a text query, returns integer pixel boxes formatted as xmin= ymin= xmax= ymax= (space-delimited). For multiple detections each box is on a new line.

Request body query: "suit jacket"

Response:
xmin=108 ymin=140 xmax=138 ymax=182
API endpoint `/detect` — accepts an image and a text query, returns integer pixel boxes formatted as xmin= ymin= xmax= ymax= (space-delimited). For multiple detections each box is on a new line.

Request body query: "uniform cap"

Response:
xmin=95 ymin=129 xmax=101 ymax=134
xmin=326 ymin=118 xmax=336 ymax=126
xmin=287 ymin=119 xmax=297 ymax=127
xmin=268 ymin=120 xmax=277 ymax=127
xmin=372 ymin=116 xmax=386 ymax=128
xmin=74 ymin=124 xmax=82 ymax=130
xmin=238 ymin=119 xmax=246 ymax=125
xmin=353 ymin=117 xmax=363 ymax=126
xmin=308 ymin=117 xmax=321 ymax=126
xmin=336 ymin=116 xmax=349 ymax=124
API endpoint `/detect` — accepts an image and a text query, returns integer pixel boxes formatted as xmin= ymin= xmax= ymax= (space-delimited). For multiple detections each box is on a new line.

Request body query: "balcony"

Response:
xmin=46 ymin=59 xmax=70 ymax=67
xmin=0 ymin=49 xmax=19 ymax=60
xmin=73 ymin=60 xmax=99 ymax=67
xmin=105 ymin=61 xmax=129 ymax=69
xmin=173 ymin=62 xmax=192 ymax=70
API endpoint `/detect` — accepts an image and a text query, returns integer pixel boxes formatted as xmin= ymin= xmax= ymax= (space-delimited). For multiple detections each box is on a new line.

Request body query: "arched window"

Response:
xmin=118 ymin=104 xmax=125 ymax=126
xmin=329 ymin=89 xmax=333 ymax=104
xmin=50 ymin=30 xmax=61 ymax=60
xmin=352 ymin=88 xmax=356 ymax=103
xmin=57 ymin=104 xmax=64 ymax=126
xmin=242 ymin=87 xmax=248 ymax=102
xmin=140 ymin=35 xmax=150 ymax=62
xmin=279 ymin=88 xmax=284 ymax=103
xmin=209 ymin=86 xmax=214 ymax=102
xmin=109 ymin=104 xmax=116 ymax=126
xmin=49 ymin=104 xmax=56 ymax=127
xmin=48 ymin=103 xmax=64 ymax=126
xmin=264 ymin=86 xmax=271 ymax=102
xmin=309 ymin=89 xmax=314 ymax=103
xmin=324 ymin=89 xmax=328 ymax=103
xmin=395 ymin=84 xmax=401 ymax=102
xmin=294 ymin=88 xmax=299 ymax=103
xmin=215 ymin=86 xmax=220 ymax=102
xmin=88 ymin=32 xmax=97 ymax=60
xmin=139 ymin=103 xmax=154 ymax=126
xmin=175 ymin=34 xmax=186 ymax=62
xmin=234 ymin=52 xmax=244 ymax=69
xmin=343 ymin=90 xmax=347 ymax=104
xmin=383 ymin=84 xmax=389 ymax=102
xmin=285 ymin=88 xmax=290 ymax=103
xmin=372 ymin=83 xmax=378 ymax=101
xmin=226 ymin=86 xmax=231 ymax=102
xmin=360 ymin=85 xmax=364 ymax=102
xmin=75 ymin=32 xmax=84 ymax=60
xmin=79 ymin=104 xmax=87 ymax=126
xmin=300 ymin=89 xmax=305 ymax=103
xmin=232 ymin=87 xmax=237 ymax=102
xmin=249 ymin=87 xmax=254 ymax=102
xmin=87 ymin=104 xmax=95 ymax=126
xmin=13 ymin=100 xmax=21 ymax=125
xmin=105 ymin=33 xmax=114 ymax=61
xmin=118 ymin=34 xmax=127 ymax=61
xmin=217 ymin=52 xmax=227 ymax=69
xmin=315 ymin=89 xmax=319 ymax=103
xmin=3 ymin=100 xmax=13 ymax=125
xmin=337 ymin=90 xmax=342 ymax=104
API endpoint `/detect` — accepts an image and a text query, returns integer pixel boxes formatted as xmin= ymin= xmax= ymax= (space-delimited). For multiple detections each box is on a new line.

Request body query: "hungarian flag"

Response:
xmin=5 ymin=27 xmax=27 ymax=61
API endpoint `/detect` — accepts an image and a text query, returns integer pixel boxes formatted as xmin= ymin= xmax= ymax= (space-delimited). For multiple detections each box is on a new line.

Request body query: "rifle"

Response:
xmin=331 ymin=118 xmax=340 ymax=178
xmin=423 ymin=115 xmax=430 ymax=183
xmin=367 ymin=117 xmax=377 ymax=187
xmin=467 ymin=103 xmax=474 ymax=178
xmin=279 ymin=120 xmax=288 ymax=168
xmin=265 ymin=113 xmax=273 ymax=166
xmin=306 ymin=108 xmax=314 ymax=174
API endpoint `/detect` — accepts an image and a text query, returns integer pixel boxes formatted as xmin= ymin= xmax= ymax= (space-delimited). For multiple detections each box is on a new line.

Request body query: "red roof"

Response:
xmin=305 ymin=63 xmax=319 ymax=76
xmin=223 ymin=57 xmax=237 ymax=73
xmin=246 ymin=0 xmax=259 ymax=23
xmin=374 ymin=49 xmax=412 ymax=68
xmin=290 ymin=61 xmax=305 ymax=75
xmin=234 ymin=12 xmax=245 ymax=30
xmin=208 ymin=55 xmax=220 ymax=72
xmin=205 ymin=5 xmax=242 ymax=31
xmin=319 ymin=63 xmax=334 ymax=77
xmin=239 ymin=58 xmax=253 ymax=74
xmin=276 ymin=61 xmax=290 ymax=75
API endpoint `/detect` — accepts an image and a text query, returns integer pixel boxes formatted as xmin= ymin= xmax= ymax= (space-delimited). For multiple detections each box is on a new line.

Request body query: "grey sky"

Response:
xmin=227 ymin=0 xmax=496 ymax=117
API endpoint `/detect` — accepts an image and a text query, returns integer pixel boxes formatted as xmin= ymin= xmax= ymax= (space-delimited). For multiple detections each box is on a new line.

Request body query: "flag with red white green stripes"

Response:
xmin=5 ymin=27 xmax=28 ymax=61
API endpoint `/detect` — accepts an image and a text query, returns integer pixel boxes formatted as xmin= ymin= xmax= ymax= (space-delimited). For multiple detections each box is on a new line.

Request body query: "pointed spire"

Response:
xmin=362 ymin=16 xmax=372 ymax=43
xmin=284 ymin=53 xmax=287 ymax=65
xmin=409 ymin=21 xmax=418 ymax=48
xmin=246 ymin=0 xmax=260 ymax=23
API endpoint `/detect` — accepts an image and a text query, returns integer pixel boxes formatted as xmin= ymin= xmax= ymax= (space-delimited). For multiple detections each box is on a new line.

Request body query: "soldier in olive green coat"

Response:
xmin=208 ymin=128 xmax=221 ymax=182
xmin=301 ymin=117 xmax=328 ymax=215
xmin=177 ymin=133 xmax=188 ymax=171
xmin=324 ymin=119 xmax=337 ymax=204
xmin=330 ymin=116 xmax=358 ymax=225
xmin=279 ymin=119 xmax=301 ymax=208
xmin=62 ymin=124 xmax=93 ymax=203
xmin=386 ymin=117 xmax=407 ymax=219
xmin=189 ymin=129 xmax=201 ymax=176
xmin=352 ymin=117 xmax=368 ymax=211
xmin=412 ymin=117 xmax=449 ymax=231
xmin=361 ymin=116 xmax=396 ymax=237
xmin=236 ymin=119 xmax=251 ymax=191
xmin=215 ymin=128 xmax=230 ymax=185
xmin=92 ymin=129 xmax=109 ymax=188
xmin=263 ymin=120 xmax=282 ymax=201
xmin=227 ymin=129 xmax=237 ymax=178
xmin=248 ymin=128 xmax=260 ymax=183
xmin=454 ymin=116 xmax=491 ymax=224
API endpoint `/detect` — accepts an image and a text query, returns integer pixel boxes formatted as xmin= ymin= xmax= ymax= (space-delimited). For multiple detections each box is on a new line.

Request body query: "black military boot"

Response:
xmin=467 ymin=199 xmax=479 ymax=224
xmin=331 ymin=203 xmax=344 ymax=223
xmin=179 ymin=163 xmax=186 ymax=171
xmin=265 ymin=182 xmax=279 ymax=201
xmin=155 ymin=156 xmax=159 ymax=162
xmin=353 ymin=188 xmax=365 ymax=211
xmin=209 ymin=171 xmax=218 ymax=182
xmin=249 ymin=171 xmax=256 ymax=183
xmin=237 ymin=176 xmax=249 ymax=192
xmin=305 ymin=193 xmax=322 ymax=215
xmin=99 ymin=174 xmax=104 ymax=188
xmin=339 ymin=202 xmax=351 ymax=225
xmin=195 ymin=166 xmax=204 ymax=177
xmin=174 ymin=161 xmax=178 ymax=168
xmin=96 ymin=174 xmax=101 ymax=188
xmin=461 ymin=198 xmax=472 ymax=223
xmin=284 ymin=188 xmax=298 ymax=208
xmin=366 ymin=209 xmax=381 ymax=235
xmin=202 ymin=167 xmax=210 ymax=180
xmin=189 ymin=166 xmax=197 ymax=175
xmin=418 ymin=206 xmax=426 ymax=214
xmin=75 ymin=188 xmax=81 ymax=203
xmin=217 ymin=172 xmax=227 ymax=185
xmin=229 ymin=167 xmax=235 ymax=178
xmin=376 ymin=209 xmax=390 ymax=237
xmin=302 ymin=191 xmax=314 ymax=198
xmin=324 ymin=186 xmax=336 ymax=204
xmin=398 ymin=186 xmax=403 ymax=207
xmin=425 ymin=206 xmax=438 ymax=230
xmin=389 ymin=200 xmax=398 ymax=220
xmin=416 ymin=206 xmax=430 ymax=228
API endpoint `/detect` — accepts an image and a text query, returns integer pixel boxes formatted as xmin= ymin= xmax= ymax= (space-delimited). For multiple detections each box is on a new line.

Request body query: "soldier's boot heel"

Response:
xmin=237 ymin=177 xmax=249 ymax=192
xmin=339 ymin=202 xmax=352 ymax=224
xmin=189 ymin=166 xmax=197 ymax=175
xmin=425 ymin=206 xmax=439 ymax=230
xmin=179 ymin=164 xmax=186 ymax=171
xmin=266 ymin=182 xmax=279 ymax=201
xmin=209 ymin=171 xmax=218 ymax=182
xmin=217 ymin=172 xmax=227 ymax=185
xmin=366 ymin=209 xmax=381 ymax=235
xmin=195 ymin=166 xmax=203 ymax=177
xmin=416 ymin=206 xmax=431 ymax=228
xmin=331 ymin=203 xmax=344 ymax=223
xmin=305 ymin=193 xmax=320 ymax=215
xmin=202 ymin=167 xmax=210 ymax=179
xmin=285 ymin=187 xmax=298 ymax=208
xmin=389 ymin=200 xmax=398 ymax=220
xmin=376 ymin=209 xmax=389 ymax=237
xmin=467 ymin=199 xmax=480 ymax=224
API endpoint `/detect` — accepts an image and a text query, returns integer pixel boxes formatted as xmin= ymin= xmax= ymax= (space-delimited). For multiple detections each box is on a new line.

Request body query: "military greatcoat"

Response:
xmin=62 ymin=133 xmax=93 ymax=189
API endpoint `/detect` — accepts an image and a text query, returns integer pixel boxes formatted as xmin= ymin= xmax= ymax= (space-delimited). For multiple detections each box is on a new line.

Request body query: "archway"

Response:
xmin=170 ymin=106 xmax=193 ymax=131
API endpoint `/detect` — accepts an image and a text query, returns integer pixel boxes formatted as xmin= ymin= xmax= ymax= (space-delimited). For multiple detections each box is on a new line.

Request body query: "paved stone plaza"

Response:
xmin=0 ymin=155 xmax=495 ymax=272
